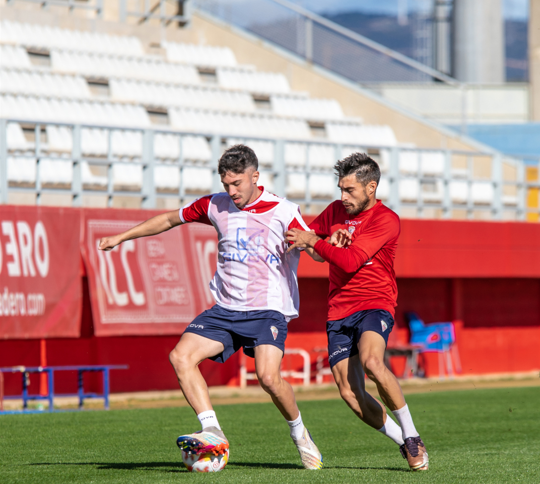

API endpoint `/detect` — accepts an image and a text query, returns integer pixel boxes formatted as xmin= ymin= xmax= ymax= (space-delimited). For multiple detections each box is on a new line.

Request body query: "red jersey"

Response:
xmin=309 ymin=200 xmax=400 ymax=320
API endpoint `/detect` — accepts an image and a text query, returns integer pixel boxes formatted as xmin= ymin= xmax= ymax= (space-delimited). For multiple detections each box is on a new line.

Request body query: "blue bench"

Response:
xmin=0 ymin=365 xmax=128 ymax=414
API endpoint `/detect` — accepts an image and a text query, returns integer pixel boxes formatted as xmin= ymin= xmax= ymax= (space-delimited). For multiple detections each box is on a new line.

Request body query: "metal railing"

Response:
xmin=194 ymin=0 xmax=471 ymax=134
xmin=120 ymin=0 xmax=191 ymax=27
xmin=6 ymin=0 xmax=104 ymax=17
xmin=0 ymin=118 xmax=537 ymax=221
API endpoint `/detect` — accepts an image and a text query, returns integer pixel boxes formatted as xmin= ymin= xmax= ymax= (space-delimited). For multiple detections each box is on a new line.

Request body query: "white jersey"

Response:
xmin=179 ymin=188 xmax=309 ymax=319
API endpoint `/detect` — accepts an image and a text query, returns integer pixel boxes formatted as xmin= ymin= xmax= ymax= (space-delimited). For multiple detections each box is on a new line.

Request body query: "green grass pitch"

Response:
xmin=1 ymin=386 xmax=539 ymax=483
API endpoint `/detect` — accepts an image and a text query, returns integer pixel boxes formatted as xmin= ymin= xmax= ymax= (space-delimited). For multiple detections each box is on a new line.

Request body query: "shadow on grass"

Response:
xmin=30 ymin=462 xmax=185 ymax=473
xmin=30 ymin=461 xmax=409 ymax=473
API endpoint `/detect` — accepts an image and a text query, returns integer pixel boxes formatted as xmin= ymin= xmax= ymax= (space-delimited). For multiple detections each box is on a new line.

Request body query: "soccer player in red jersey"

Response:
xmin=286 ymin=153 xmax=429 ymax=471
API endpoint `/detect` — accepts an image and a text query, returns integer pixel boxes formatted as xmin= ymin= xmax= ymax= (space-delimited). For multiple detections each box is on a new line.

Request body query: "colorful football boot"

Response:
xmin=399 ymin=436 xmax=429 ymax=471
xmin=176 ymin=426 xmax=229 ymax=456
xmin=292 ymin=428 xmax=323 ymax=470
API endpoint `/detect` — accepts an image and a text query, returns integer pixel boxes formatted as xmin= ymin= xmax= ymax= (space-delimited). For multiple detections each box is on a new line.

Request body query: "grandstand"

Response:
xmin=0 ymin=1 xmax=533 ymax=220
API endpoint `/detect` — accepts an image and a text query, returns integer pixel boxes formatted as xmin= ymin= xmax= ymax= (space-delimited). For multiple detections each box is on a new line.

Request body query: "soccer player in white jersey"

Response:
xmin=98 ymin=145 xmax=323 ymax=470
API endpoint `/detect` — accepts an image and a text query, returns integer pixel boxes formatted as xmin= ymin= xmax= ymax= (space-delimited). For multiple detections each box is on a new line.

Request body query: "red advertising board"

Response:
xmin=0 ymin=206 xmax=82 ymax=339
xmin=81 ymin=209 xmax=218 ymax=336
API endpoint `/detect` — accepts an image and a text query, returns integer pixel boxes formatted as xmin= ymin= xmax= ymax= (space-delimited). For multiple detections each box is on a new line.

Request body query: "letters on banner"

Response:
xmin=0 ymin=206 xmax=82 ymax=339
xmin=82 ymin=210 xmax=218 ymax=336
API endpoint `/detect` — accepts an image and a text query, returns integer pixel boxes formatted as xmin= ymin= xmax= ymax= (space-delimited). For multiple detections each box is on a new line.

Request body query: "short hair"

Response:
xmin=334 ymin=152 xmax=381 ymax=186
xmin=218 ymin=144 xmax=258 ymax=175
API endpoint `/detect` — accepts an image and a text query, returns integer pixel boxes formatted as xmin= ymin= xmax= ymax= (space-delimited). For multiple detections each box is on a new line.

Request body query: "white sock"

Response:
xmin=197 ymin=410 xmax=221 ymax=431
xmin=287 ymin=412 xmax=305 ymax=441
xmin=392 ymin=404 xmax=419 ymax=440
xmin=378 ymin=414 xmax=404 ymax=446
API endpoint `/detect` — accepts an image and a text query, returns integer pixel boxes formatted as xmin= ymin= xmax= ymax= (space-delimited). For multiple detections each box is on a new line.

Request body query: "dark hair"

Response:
xmin=334 ymin=152 xmax=380 ymax=186
xmin=218 ymin=144 xmax=258 ymax=175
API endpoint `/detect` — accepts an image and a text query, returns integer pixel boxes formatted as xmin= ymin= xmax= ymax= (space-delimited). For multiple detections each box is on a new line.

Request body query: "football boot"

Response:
xmin=292 ymin=428 xmax=323 ymax=470
xmin=176 ymin=426 xmax=229 ymax=456
xmin=399 ymin=436 xmax=429 ymax=471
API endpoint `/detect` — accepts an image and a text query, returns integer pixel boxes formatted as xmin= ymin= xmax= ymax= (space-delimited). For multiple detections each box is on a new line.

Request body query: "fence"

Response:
xmin=5 ymin=0 xmax=191 ymax=26
xmin=1 ymin=118 xmax=536 ymax=220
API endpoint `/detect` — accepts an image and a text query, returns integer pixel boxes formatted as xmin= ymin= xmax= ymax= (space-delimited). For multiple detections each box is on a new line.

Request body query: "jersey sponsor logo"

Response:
xmin=221 ymin=227 xmax=280 ymax=264
xmin=345 ymin=220 xmax=362 ymax=225
xmin=188 ymin=323 xmax=204 ymax=330
xmin=328 ymin=346 xmax=349 ymax=361
xmin=381 ymin=320 xmax=388 ymax=332
xmin=237 ymin=227 xmax=265 ymax=255
xmin=270 ymin=325 xmax=278 ymax=340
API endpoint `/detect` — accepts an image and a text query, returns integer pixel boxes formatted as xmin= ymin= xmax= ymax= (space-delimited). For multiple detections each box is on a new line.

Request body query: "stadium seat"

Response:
xmin=40 ymin=157 xmax=73 ymax=186
xmin=270 ymin=95 xmax=344 ymax=120
xmin=421 ymin=151 xmax=446 ymax=176
xmin=226 ymin=138 xmax=274 ymax=166
xmin=377 ymin=177 xmax=390 ymax=200
xmin=1 ymin=94 xmax=151 ymax=127
xmin=450 ymin=180 xmax=469 ymax=204
xmin=399 ymin=178 xmax=420 ymax=201
xmin=182 ymin=167 xmax=213 ymax=193
xmin=169 ymin=107 xmax=311 ymax=139
xmin=7 ymin=156 xmax=36 ymax=185
xmin=162 ymin=42 xmax=237 ymax=67
xmin=284 ymin=143 xmax=335 ymax=169
xmin=51 ymin=49 xmax=201 ymax=85
xmin=471 ymin=182 xmax=494 ymax=205
xmin=113 ymin=159 xmax=142 ymax=190
xmin=0 ymin=20 xmax=144 ymax=56
xmin=421 ymin=180 xmax=444 ymax=203
xmin=109 ymin=78 xmax=255 ymax=112
xmin=399 ymin=151 xmax=419 ymax=174
xmin=1 ymin=68 xmax=91 ymax=98
xmin=6 ymin=123 xmax=29 ymax=152
xmin=0 ymin=44 xmax=31 ymax=68
xmin=155 ymin=163 xmax=180 ymax=191
xmin=154 ymin=134 xmax=212 ymax=162
xmin=326 ymin=123 xmax=397 ymax=146
xmin=217 ymin=67 xmax=290 ymax=94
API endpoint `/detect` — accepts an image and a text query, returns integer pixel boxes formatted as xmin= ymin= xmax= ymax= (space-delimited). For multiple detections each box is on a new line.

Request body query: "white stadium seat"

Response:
xmin=471 ymin=182 xmax=494 ymax=205
xmin=154 ymin=134 xmax=212 ymax=162
xmin=377 ymin=178 xmax=390 ymax=200
xmin=326 ymin=123 xmax=397 ymax=146
xmin=0 ymin=45 xmax=31 ymax=68
xmin=226 ymin=138 xmax=274 ymax=166
xmin=182 ymin=167 xmax=213 ymax=193
xmin=421 ymin=151 xmax=446 ymax=176
xmin=40 ymin=157 xmax=73 ymax=185
xmin=1 ymin=94 xmax=150 ymax=127
xmin=399 ymin=179 xmax=420 ymax=202
xmin=6 ymin=123 xmax=30 ymax=152
xmin=284 ymin=143 xmax=336 ymax=169
xmin=0 ymin=68 xmax=91 ymax=98
xmin=163 ymin=42 xmax=237 ymax=67
xmin=271 ymin=95 xmax=344 ymax=120
xmin=399 ymin=151 xmax=419 ymax=173
xmin=8 ymin=156 xmax=36 ymax=185
xmin=109 ymin=79 xmax=255 ymax=112
xmin=217 ymin=68 xmax=290 ymax=94
xmin=0 ymin=20 xmax=144 ymax=56
xmin=51 ymin=50 xmax=201 ymax=85
xmin=450 ymin=181 xmax=468 ymax=204
xmin=169 ymin=108 xmax=310 ymax=139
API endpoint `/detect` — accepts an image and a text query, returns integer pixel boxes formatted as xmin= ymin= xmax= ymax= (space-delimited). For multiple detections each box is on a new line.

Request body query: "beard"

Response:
xmin=344 ymin=197 xmax=370 ymax=216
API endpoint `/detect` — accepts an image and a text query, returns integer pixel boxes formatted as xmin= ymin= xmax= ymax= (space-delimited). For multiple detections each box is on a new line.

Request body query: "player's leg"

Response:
xmin=254 ymin=343 xmax=298 ymax=420
xmin=253 ymin=344 xmax=323 ymax=470
xmin=331 ymin=355 xmax=404 ymax=446
xmin=358 ymin=330 xmax=428 ymax=471
xmin=170 ymin=308 xmax=235 ymax=455
xmin=169 ymin=332 xmax=224 ymax=414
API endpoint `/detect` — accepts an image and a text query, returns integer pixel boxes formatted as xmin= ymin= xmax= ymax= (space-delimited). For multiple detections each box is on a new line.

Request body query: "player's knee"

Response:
xmin=362 ymin=355 xmax=385 ymax=381
xmin=169 ymin=347 xmax=192 ymax=371
xmin=257 ymin=372 xmax=280 ymax=394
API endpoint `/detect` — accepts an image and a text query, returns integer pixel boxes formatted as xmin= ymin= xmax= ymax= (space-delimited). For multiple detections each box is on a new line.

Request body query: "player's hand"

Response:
xmin=98 ymin=235 xmax=122 ymax=251
xmin=285 ymin=229 xmax=319 ymax=253
xmin=329 ymin=229 xmax=352 ymax=248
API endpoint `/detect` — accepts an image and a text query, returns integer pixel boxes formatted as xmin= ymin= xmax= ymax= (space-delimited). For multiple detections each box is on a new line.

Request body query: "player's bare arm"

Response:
xmin=98 ymin=210 xmax=182 ymax=251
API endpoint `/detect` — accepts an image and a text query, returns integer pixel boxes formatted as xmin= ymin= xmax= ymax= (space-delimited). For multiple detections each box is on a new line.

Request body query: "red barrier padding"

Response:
xmin=81 ymin=209 xmax=217 ymax=336
xmin=0 ymin=206 xmax=82 ymax=339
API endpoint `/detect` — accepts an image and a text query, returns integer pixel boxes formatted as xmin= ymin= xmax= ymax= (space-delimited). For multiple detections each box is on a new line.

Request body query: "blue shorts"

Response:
xmin=327 ymin=309 xmax=395 ymax=368
xmin=183 ymin=305 xmax=288 ymax=363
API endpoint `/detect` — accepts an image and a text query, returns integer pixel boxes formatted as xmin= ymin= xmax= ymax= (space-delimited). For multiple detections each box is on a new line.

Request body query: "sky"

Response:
xmin=289 ymin=0 xmax=529 ymax=20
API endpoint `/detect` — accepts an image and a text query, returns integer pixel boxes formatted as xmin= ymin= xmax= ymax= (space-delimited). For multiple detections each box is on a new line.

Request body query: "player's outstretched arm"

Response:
xmin=98 ymin=210 xmax=182 ymax=251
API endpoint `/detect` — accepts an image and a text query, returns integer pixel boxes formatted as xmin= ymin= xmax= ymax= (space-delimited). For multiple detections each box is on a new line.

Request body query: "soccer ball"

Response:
xmin=182 ymin=449 xmax=229 ymax=472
